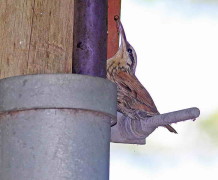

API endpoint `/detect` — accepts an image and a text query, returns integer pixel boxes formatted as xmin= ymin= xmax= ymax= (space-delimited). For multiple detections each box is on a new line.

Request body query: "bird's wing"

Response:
xmin=115 ymin=71 xmax=177 ymax=133
xmin=115 ymin=71 xmax=159 ymax=115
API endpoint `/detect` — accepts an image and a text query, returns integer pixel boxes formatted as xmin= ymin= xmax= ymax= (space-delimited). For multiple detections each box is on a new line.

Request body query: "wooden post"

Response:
xmin=0 ymin=0 xmax=74 ymax=79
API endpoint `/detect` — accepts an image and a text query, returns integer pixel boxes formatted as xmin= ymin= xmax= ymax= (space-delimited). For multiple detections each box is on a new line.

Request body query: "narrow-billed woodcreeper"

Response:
xmin=107 ymin=16 xmax=177 ymax=133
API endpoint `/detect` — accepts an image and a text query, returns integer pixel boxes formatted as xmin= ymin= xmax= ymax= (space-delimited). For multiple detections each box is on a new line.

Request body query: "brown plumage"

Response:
xmin=107 ymin=16 xmax=177 ymax=133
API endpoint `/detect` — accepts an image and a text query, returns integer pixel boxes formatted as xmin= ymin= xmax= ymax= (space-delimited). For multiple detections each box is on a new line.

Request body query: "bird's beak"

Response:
xmin=115 ymin=16 xmax=128 ymax=50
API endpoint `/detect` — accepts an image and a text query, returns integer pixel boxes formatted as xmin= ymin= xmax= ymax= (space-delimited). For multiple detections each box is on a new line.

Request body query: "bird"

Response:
xmin=107 ymin=16 xmax=177 ymax=133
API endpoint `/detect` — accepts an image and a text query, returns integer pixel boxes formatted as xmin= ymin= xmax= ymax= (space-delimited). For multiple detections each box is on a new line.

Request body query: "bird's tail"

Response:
xmin=165 ymin=125 xmax=177 ymax=134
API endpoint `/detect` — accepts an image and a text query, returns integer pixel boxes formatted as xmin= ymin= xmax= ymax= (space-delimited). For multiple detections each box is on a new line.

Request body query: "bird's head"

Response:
xmin=115 ymin=16 xmax=137 ymax=73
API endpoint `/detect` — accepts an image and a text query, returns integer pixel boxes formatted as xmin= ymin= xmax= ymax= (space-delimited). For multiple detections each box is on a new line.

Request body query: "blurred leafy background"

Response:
xmin=110 ymin=0 xmax=218 ymax=179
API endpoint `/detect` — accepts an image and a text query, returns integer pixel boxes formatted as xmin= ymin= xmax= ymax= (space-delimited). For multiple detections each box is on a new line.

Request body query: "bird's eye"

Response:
xmin=127 ymin=48 xmax=132 ymax=53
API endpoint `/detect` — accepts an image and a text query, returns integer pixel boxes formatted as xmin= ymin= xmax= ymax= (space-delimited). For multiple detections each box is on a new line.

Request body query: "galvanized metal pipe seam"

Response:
xmin=0 ymin=74 xmax=117 ymax=125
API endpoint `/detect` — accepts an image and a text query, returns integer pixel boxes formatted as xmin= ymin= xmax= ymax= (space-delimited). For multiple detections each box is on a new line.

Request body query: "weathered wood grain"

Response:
xmin=0 ymin=0 xmax=74 ymax=79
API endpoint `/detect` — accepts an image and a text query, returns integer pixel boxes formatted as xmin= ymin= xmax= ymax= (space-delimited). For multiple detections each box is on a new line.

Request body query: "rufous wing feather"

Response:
xmin=115 ymin=71 xmax=158 ymax=115
xmin=115 ymin=71 xmax=177 ymax=133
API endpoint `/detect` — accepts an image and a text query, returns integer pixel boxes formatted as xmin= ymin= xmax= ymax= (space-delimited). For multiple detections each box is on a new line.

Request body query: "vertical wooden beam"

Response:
xmin=0 ymin=0 xmax=74 ymax=79
xmin=107 ymin=0 xmax=121 ymax=59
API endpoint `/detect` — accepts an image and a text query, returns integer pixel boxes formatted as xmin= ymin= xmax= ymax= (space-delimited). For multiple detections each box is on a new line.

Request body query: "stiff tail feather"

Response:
xmin=165 ymin=125 xmax=177 ymax=134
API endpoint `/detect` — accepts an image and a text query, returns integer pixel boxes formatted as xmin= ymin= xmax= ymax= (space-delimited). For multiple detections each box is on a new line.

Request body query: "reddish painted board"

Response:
xmin=107 ymin=0 xmax=121 ymax=59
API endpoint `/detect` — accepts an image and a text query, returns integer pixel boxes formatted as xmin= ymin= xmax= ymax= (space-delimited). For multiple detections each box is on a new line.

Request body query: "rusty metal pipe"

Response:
xmin=73 ymin=0 xmax=108 ymax=78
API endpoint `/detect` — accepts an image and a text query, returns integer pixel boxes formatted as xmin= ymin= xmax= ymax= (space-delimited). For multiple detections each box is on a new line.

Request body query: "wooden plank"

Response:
xmin=0 ymin=0 xmax=74 ymax=79
xmin=107 ymin=0 xmax=121 ymax=59
xmin=0 ymin=0 xmax=33 ymax=78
